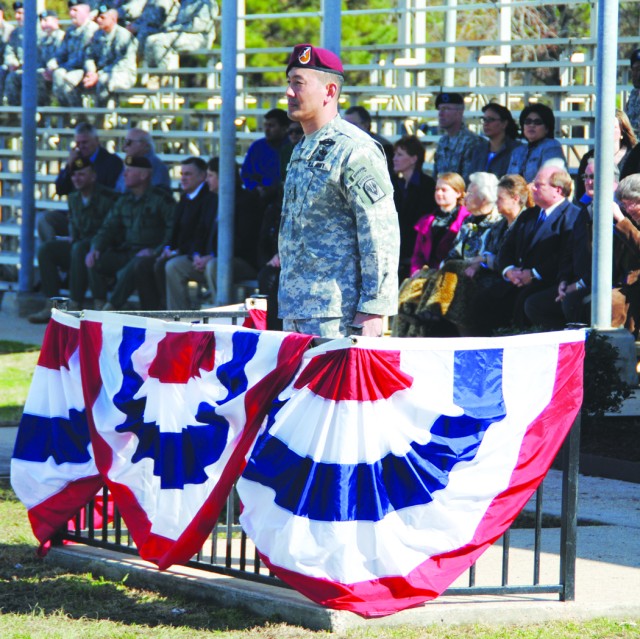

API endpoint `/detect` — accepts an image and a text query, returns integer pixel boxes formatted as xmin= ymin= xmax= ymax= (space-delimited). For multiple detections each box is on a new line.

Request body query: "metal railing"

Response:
xmin=59 ymin=405 xmax=581 ymax=602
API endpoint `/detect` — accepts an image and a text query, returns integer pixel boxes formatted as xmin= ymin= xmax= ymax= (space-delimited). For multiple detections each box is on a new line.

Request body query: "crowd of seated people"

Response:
xmin=24 ymin=87 xmax=640 ymax=339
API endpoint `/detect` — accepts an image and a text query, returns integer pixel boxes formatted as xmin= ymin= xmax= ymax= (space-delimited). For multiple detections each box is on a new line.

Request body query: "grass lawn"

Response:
xmin=0 ymin=341 xmax=40 ymax=426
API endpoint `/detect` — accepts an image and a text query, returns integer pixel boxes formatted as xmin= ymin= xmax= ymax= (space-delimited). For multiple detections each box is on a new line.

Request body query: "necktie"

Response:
xmin=534 ymin=209 xmax=546 ymax=232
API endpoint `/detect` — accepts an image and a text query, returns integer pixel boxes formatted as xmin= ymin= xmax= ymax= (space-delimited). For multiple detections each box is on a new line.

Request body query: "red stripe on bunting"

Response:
xmin=293 ymin=348 xmax=414 ymax=401
xmin=38 ymin=317 xmax=80 ymax=370
xmin=254 ymin=340 xmax=585 ymax=617
xmin=149 ymin=332 xmax=216 ymax=383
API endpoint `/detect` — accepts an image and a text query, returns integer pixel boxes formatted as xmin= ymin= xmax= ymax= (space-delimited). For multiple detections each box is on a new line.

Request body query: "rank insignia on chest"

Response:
xmin=309 ymin=161 xmax=328 ymax=170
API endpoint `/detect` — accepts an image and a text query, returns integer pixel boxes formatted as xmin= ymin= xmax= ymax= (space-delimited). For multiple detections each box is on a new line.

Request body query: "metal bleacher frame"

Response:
xmin=0 ymin=0 xmax=638 ymax=290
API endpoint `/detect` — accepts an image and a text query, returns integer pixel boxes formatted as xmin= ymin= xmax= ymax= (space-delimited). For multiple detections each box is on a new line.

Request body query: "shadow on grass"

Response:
xmin=0 ymin=543 xmax=278 ymax=632
xmin=0 ymin=340 xmax=40 ymax=355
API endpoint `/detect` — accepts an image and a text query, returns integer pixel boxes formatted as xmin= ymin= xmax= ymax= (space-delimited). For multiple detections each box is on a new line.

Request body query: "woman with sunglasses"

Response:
xmin=506 ymin=103 xmax=566 ymax=183
xmin=468 ymin=103 xmax=522 ymax=178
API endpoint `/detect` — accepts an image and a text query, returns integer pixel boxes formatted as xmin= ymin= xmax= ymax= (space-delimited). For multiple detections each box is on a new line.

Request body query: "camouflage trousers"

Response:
xmin=144 ymin=31 xmax=208 ymax=70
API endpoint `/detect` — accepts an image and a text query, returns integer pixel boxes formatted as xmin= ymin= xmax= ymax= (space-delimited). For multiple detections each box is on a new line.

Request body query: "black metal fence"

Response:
xmin=60 ymin=413 xmax=581 ymax=601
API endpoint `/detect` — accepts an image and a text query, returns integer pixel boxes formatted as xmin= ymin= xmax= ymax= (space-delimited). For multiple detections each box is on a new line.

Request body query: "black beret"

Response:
xmin=71 ymin=156 xmax=94 ymax=172
xmin=125 ymin=155 xmax=152 ymax=169
xmin=286 ymin=43 xmax=344 ymax=77
xmin=12 ymin=1 xmax=23 ymax=9
xmin=39 ymin=9 xmax=58 ymax=18
xmin=631 ymin=49 xmax=640 ymax=66
xmin=435 ymin=92 xmax=465 ymax=108
xmin=68 ymin=0 xmax=90 ymax=7
xmin=95 ymin=2 xmax=114 ymax=15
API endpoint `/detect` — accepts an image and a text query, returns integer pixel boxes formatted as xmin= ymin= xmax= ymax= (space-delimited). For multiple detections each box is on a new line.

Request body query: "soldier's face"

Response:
xmin=180 ymin=164 xmax=205 ymax=195
xmin=40 ymin=16 xmax=58 ymax=34
xmin=124 ymin=166 xmax=150 ymax=189
xmin=437 ymin=104 xmax=463 ymax=131
xmin=71 ymin=166 xmax=96 ymax=191
xmin=15 ymin=8 xmax=24 ymax=24
xmin=75 ymin=133 xmax=99 ymax=158
xmin=286 ymin=68 xmax=332 ymax=126
xmin=96 ymin=10 xmax=117 ymax=32
xmin=70 ymin=4 xmax=90 ymax=27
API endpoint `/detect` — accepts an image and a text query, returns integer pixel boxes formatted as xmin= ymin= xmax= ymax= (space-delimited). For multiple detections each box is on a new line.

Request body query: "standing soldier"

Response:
xmin=432 ymin=92 xmax=481 ymax=183
xmin=0 ymin=2 xmax=15 ymax=102
xmin=28 ymin=158 xmax=120 ymax=323
xmin=5 ymin=9 xmax=64 ymax=106
xmin=279 ymin=44 xmax=400 ymax=338
xmin=81 ymin=3 xmax=137 ymax=106
xmin=144 ymin=0 xmax=218 ymax=71
xmin=46 ymin=0 xmax=98 ymax=107
xmin=85 ymin=156 xmax=175 ymax=311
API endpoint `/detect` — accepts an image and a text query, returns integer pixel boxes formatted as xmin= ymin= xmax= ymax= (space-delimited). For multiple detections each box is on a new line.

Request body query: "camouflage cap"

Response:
xmin=286 ymin=44 xmax=344 ymax=77
xmin=71 ymin=156 xmax=94 ymax=172
xmin=125 ymin=155 xmax=152 ymax=169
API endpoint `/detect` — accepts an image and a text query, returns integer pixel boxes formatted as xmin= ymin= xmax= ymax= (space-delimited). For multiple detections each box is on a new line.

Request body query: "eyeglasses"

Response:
xmin=523 ymin=118 xmax=544 ymax=126
xmin=581 ymin=174 xmax=595 ymax=182
xmin=480 ymin=116 xmax=502 ymax=123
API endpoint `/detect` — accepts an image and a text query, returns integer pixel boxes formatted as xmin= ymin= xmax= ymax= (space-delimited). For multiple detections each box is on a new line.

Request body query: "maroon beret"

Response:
xmin=125 ymin=155 xmax=152 ymax=169
xmin=286 ymin=44 xmax=344 ymax=77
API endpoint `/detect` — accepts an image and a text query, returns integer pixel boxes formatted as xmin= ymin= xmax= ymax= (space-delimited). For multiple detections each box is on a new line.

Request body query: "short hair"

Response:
xmin=546 ymin=167 xmax=573 ymax=197
xmin=519 ymin=103 xmax=556 ymax=139
xmin=498 ymin=174 xmax=532 ymax=209
xmin=616 ymin=174 xmax=640 ymax=202
xmin=585 ymin=157 xmax=620 ymax=182
xmin=182 ymin=156 xmax=207 ymax=173
xmin=482 ymin=103 xmax=519 ymax=140
xmin=344 ymin=105 xmax=371 ymax=128
xmin=74 ymin=122 xmax=98 ymax=138
xmin=393 ymin=135 xmax=425 ymax=167
xmin=468 ymin=172 xmax=499 ymax=205
xmin=316 ymin=69 xmax=343 ymax=97
xmin=127 ymin=127 xmax=154 ymax=152
xmin=437 ymin=172 xmax=466 ymax=205
xmin=264 ymin=108 xmax=290 ymax=127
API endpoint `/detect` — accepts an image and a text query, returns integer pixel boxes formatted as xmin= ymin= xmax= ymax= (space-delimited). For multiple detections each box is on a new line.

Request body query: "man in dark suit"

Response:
xmin=481 ymin=164 xmax=581 ymax=331
xmin=38 ymin=122 xmax=124 ymax=242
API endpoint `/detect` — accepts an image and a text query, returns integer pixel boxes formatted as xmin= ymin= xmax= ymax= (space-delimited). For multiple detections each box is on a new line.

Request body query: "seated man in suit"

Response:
xmin=480 ymin=164 xmax=581 ymax=332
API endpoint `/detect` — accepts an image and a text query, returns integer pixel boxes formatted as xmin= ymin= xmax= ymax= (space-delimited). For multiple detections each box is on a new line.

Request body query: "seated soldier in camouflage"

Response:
xmin=75 ymin=4 xmax=138 ymax=107
xmin=46 ymin=0 xmax=98 ymax=107
xmin=85 ymin=155 xmax=175 ymax=311
xmin=5 ymin=8 xmax=64 ymax=106
xmin=28 ymin=157 xmax=120 ymax=323
xmin=118 ymin=0 xmax=173 ymax=53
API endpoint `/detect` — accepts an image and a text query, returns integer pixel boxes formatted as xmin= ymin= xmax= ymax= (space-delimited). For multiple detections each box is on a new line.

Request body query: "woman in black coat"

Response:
xmin=392 ymin=135 xmax=436 ymax=281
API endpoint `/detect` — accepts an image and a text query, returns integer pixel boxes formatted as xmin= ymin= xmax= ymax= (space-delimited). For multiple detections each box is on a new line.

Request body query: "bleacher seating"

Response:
xmin=0 ymin=0 xmax=635 ymax=291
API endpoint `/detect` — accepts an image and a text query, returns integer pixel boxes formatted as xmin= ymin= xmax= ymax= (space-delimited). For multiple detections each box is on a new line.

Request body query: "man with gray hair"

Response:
xmin=114 ymin=127 xmax=171 ymax=192
xmin=278 ymin=43 xmax=400 ymax=338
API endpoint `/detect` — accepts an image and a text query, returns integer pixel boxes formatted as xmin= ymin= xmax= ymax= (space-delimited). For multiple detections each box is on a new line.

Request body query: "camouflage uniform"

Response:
xmin=625 ymin=88 xmax=640 ymax=140
xmin=144 ymin=0 xmax=218 ymax=70
xmin=37 ymin=184 xmax=119 ymax=304
xmin=79 ymin=23 xmax=138 ymax=107
xmin=89 ymin=185 xmax=175 ymax=309
xmin=118 ymin=0 xmax=173 ymax=50
xmin=5 ymin=25 xmax=64 ymax=106
xmin=48 ymin=19 xmax=99 ymax=107
xmin=0 ymin=20 xmax=15 ymax=101
xmin=433 ymin=126 xmax=481 ymax=183
xmin=278 ymin=115 xmax=400 ymax=335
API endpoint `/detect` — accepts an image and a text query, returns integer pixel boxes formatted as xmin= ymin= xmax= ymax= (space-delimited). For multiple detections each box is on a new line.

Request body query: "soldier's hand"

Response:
xmin=85 ymin=249 xmax=99 ymax=268
xmin=352 ymin=312 xmax=384 ymax=337
xmin=83 ymin=71 xmax=98 ymax=88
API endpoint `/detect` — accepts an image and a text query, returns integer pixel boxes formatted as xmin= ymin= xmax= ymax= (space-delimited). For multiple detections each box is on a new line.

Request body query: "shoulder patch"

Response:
xmin=362 ymin=176 xmax=385 ymax=203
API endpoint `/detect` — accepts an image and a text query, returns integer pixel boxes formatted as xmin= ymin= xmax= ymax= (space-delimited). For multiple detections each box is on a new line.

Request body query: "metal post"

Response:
xmin=321 ymin=0 xmax=341 ymax=54
xmin=591 ymin=0 xmax=619 ymax=328
xmin=18 ymin=0 xmax=38 ymax=293
xmin=443 ymin=0 xmax=456 ymax=87
xmin=217 ymin=0 xmax=238 ymax=305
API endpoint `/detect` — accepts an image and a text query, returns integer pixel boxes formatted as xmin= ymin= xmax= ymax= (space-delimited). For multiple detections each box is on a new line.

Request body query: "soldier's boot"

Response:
xmin=27 ymin=299 xmax=53 ymax=324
